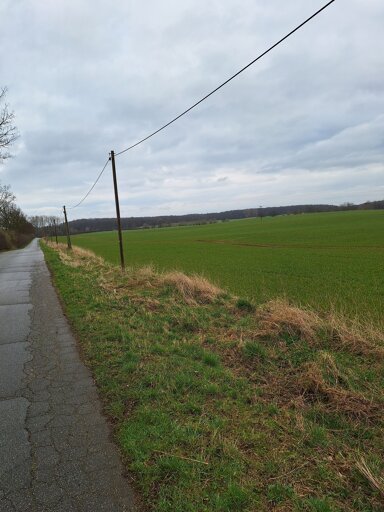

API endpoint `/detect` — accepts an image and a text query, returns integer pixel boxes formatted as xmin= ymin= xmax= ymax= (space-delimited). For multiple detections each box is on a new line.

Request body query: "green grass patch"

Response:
xmin=42 ymin=242 xmax=384 ymax=511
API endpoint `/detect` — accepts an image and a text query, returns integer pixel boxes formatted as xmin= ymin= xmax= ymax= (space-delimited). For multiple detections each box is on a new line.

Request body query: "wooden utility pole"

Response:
xmin=110 ymin=151 xmax=125 ymax=271
xmin=63 ymin=206 xmax=72 ymax=250
xmin=53 ymin=219 xmax=58 ymax=244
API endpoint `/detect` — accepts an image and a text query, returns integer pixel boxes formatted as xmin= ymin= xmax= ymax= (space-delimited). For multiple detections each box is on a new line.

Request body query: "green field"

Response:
xmin=64 ymin=210 xmax=384 ymax=325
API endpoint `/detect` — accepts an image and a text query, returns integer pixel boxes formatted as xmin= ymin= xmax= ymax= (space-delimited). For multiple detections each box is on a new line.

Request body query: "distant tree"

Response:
xmin=0 ymin=182 xmax=15 ymax=211
xmin=0 ymin=182 xmax=16 ymax=228
xmin=0 ymin=87 xmax=19 ymax=162
xmin=2 ymin=203 xmax=32 ymax=233
xmin=340 ymin=202 xmax=356 ymax=211
xmin=0 ymin=181 xmax=33 ymax=235
xmin=29 ymin=215 xmax=62 ymax=237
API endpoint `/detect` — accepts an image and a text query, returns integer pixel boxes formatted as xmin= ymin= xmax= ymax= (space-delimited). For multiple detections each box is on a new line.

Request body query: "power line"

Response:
xmin=115 ymin=0 xmax=335 ymax=157
xmin=69 ymin=158 xmax=110 ymax=209
xmin=66 ymin=0 xmax=335 ymax=210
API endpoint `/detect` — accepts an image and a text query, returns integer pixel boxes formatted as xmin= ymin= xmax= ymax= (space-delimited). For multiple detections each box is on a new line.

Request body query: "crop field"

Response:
xmin=64 ymin=210 xmax=384 ymax=325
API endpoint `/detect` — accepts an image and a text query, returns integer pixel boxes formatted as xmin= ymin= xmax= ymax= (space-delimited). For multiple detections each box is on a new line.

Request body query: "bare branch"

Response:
xmin=0 ymin=87 xmax=19 ymax=161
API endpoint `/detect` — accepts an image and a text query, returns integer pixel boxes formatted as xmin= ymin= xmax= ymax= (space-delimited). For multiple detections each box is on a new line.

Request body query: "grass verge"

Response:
xmin=42 ymin=242 xmax=384 ymax=511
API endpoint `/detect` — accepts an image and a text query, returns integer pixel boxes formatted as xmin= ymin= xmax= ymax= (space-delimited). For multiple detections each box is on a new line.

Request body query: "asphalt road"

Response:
xmin=0 ymin=240 xmax=135 ymax=511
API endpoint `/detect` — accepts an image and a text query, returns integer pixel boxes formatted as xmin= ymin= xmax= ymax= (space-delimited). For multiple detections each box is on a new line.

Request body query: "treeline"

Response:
xmin=65 ymin=200 xmax=384 ymax=234
xmin=29 ymin=215 xmax=65 ymax=238
xmin=0 ymin=182 xmax=34 ymax=250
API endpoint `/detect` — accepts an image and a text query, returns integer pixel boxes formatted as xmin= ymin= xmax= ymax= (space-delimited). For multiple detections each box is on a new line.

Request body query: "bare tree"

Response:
xmin=0 ymin=87 xmax=19 ymax=161
xmin=0 ymin=182 xmax=15 ymax=206
xmin=29 ymin=215 xmax=63 ymax=237
xmin=0 ymin=183 xmax=16 ymax=227
xmin=0 ymin=181 xmax=32 ymax=234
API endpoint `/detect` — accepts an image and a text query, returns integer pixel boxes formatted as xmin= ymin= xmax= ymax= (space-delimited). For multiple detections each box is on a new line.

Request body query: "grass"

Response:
xmin=42 ymin=241 xmax=384 ymax=511
xmin=60 ymin=210 xmax=384 ymax=326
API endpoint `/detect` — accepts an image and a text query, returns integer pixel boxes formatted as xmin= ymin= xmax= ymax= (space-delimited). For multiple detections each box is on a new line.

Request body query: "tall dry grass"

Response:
xmin=356 ymin=458 xmax=384 ymax=497
xmin=162 ymin=271 xmax=222 ymax=304
xmin=256 ymin=299 xmax=384 ymax=359
xmin=46 ymin=241 xmax=222 ymax=304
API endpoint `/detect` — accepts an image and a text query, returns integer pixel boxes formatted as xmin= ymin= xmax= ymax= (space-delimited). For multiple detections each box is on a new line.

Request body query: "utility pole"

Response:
xmin=53 ymin=219 xmax=58 ymax=244
xmin=63 ymin=206 xmax=72 ymax=250
xmin=110 ymin=151 xmax=125 ymax=271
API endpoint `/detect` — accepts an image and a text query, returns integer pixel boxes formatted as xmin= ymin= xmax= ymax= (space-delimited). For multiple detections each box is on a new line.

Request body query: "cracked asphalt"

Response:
xmin=0 ymin=240 xmax=136 ymax=511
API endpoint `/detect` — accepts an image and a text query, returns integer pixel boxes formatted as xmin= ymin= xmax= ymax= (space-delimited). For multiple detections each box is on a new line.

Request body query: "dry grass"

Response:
xmin=129 ymin=265 xmax=157 ymax=286
xmin=48 ymin=244 xmax=384 ymax=350
xmin=256 ymin=299 xmax=322 ymax=342
xmin=46 ymin=241 xmax=105 ymax=269
xmin=316 ymin=351 xmax=350 ymax=388
xmin=253 ymin=355 xmax=380 ymax=421
xmin=297 ymin=361 xmax=379 ymax=419
xmin=46 ymin=241 xmax=222 ymax=304
xmin=161 ymin=271 xmax=223 ymax=304
xmin=256 ymin=298 xmax=384 ymax=359
xmin=248 ymin=299 xmax=382 ymax=419
xmin=97 ymin=265 xmax=159 ymax=298
xmin=356 ymin=458 xmax=384 ymax=497
xmin=327 ymin=312 xmax=384 ymax=359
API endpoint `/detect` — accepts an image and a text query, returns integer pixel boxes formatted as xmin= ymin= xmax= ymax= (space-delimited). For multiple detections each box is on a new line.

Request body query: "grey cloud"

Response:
xmin=0 ymin=0 xmax=383 ymax=217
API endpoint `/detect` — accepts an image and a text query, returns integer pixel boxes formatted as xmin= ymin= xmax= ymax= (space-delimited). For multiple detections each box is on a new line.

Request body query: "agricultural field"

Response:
xmin=64 ymin=210 xmax=384 ymax=325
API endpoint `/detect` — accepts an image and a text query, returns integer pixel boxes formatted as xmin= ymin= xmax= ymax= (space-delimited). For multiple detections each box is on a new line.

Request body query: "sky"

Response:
xmin=0 ymin=0 xmax=383 ymax=220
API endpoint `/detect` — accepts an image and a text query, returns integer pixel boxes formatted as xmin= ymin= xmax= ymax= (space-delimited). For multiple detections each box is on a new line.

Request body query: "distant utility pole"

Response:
xmin=53 ymin=219 xmax=58 ymax=244
xmin=63 ymin=206 xmax=72 ymax=250
xmin=110 ymin=151 xmax=125 ymax=271
xmin=259 ymin=205 xmax=263 ymax=222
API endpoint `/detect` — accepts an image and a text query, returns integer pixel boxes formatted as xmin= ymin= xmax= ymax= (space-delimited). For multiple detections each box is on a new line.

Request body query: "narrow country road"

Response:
xmin=0 ymin=240 xmax=135 ymax=512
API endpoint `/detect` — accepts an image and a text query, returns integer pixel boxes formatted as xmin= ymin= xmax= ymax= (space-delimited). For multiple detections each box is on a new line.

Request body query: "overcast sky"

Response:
xmin=0 ymin=0 xmax=383 ymax=219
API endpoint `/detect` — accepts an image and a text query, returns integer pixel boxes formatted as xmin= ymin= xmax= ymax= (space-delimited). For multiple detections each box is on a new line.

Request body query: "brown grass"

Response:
xmin=356 ymin=458 xmax=384 ymax=497
xmin=327 ymin=313 xmax=384 ymax=359
xmin=298 ymin=361 xmax=379 ymax=419
xmin=316 ymin=351 xmax=351 ymax=388
xmin=46 ymin=241 xmax=105 ymax=269
xmin=129 ymin=265 xmax=157 ymax=286
xmin=161 ymin=271 xmax=222 ymax=304
xmin=255 ymin=299 xmax=384 ymax=359
xmin=256 ymin=299 xmax=322 ymax=342
xmin=46 ymin=241 xmax=222 ymax=304
xmin=98 ymin=265 xmax=159 ymax=298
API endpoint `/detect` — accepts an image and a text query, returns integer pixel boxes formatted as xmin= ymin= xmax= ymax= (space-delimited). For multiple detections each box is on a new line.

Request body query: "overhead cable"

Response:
xmin=115 ymin=0 xmax=335 ymax=157
xmin=69 ymin=158 xmax=110 ymax=209
xmin=65 ymin=0 xmax=335 ymax=209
